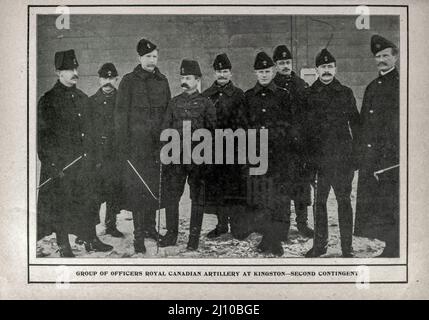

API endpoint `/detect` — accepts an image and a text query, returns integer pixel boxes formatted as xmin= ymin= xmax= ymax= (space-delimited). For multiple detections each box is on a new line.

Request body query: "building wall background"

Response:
xmin=37 ymin=14 xmax=399 ymax=108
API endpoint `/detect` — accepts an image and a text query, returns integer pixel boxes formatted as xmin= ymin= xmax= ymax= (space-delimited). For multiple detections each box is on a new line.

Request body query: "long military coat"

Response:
xmin=114 ymin=65 xmax=171 ymax=210
xmin=37 ymin=80 xmax=98 ymax=240
xmin=354 ymin=68 xmax=400 ymax=241
xmin=202 ymin=81 xmax=247 ymax=206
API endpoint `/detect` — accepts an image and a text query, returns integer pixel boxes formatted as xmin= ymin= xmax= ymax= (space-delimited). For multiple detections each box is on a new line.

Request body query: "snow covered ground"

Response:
xmin=36 ymin=174 xmax=385 ymax=258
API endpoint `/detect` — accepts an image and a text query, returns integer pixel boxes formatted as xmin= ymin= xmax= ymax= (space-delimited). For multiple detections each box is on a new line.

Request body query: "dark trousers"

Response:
xmin=313 ymin=166 xmax=354 ymax=252
xmin=162 ymin=165 xmax=204 ymax=237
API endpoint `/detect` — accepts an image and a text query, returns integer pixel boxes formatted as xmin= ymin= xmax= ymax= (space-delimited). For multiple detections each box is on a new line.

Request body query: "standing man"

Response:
xmin=272 ymin=44 xmax=314 ymax=239
xmin=37 ymin=49 xmax=113 ymax=257
xmin=160 ymin=59 xmax=216 ymax=250
xmin=90 ymin=63 xmax=123 ymax=237
xmin=245 ymin=51 xmax=294 ymax=256
xmin=354 ymin=35 xmax=400 ymax=257
xmin=305 ymin=49 xmax=360 ymax=258
xmin=202 ymin=53 xmax=250 ymax=240
xmin=115 ymin=38 xmax=171 ymax=254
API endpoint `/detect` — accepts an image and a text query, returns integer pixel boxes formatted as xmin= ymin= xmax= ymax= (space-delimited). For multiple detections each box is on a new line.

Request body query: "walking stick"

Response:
xmin=374 ymin=164 xmax=399 ymax=181
xmin=312 ymin=172 xmax=318 ymax=223
xmin=156 ymin=160 xmax=163 ymax=254
xmin=37 ymin=155 xmax=83 ymax=189
xmin=127 ymin=160 xmax=158 ymax=200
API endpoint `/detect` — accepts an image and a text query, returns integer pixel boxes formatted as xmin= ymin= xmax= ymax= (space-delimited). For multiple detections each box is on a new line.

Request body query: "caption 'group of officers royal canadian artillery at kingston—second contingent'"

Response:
xmin=37 ymin=33 xmax=400 ymax=259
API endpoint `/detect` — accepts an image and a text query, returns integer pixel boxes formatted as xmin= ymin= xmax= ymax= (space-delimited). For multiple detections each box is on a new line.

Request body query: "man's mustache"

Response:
xmin=322 ymin=72 xmax=332 ymax=76
xmin=378 ymin=62 xmax=387 ymax=67
xmin=181 ymin=83 xmax=190 ymax=89
xmin=102 ymin=83 xmax=114 ymax=88
xmin=217 ymin=77 xmax=228 ymax=80
xmin=71 ymin=75 xmax=79 ymax=80
xmin=281 ymin=68 xmax=290 ymax=72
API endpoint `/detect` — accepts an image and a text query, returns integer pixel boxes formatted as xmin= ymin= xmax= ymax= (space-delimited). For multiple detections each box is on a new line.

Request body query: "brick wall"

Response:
xmin=37 ymin=14 xmax=399 ymax=109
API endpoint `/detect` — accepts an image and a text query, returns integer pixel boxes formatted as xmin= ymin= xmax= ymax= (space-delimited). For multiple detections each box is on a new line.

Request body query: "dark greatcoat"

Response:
xmin=37 ymin=80 xmax=98 ymax=240
xmin=202 ymin=81 xmax=247 ymax=206
xmin=114 ymin=65 xmax=171 ymax=211
xmin=354 ymin=68 xmax=400 ymax=241
xmin=244 ymin=81 xmax=294 ymax=235
xmin=89 ymin=87 xmax=124 ymax=209
xmin=273 ymin=71 xmax=311 ymax=205
xmin=305 ymin=78 xmax=360 ymax=173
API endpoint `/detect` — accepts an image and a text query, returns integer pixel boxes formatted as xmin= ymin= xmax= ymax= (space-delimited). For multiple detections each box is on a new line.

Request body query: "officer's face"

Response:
xmin=139 ymin=49 xmax=158 ymax=72
xmin=255 ymin=67 xmax=274 ymax=86
xmin=57 ymin=68 xmax=79 ymax=87
xmin=375 ymin=48 xmax=398 ymax=72
xmin=316 ymin=63 xmax=336 ymax=84
xmin=276 ymin=59 xmax=293 ymax=76
xmin=215 ymin=69 xmax=232 ymax=86
xmin=99 ymin=77 xmax=118 ymax=93
xmin=180 ymin=75 xmax=199 ymax=93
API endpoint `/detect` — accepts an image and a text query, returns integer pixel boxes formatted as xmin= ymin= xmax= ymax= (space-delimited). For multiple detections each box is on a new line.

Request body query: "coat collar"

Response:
xmin=133 ymin=64 xmax=166 ymax=81
xmin=178 ymin=90 xmax=201 ymax=101
xmin=204 ymin=81 xmax=235 ymax=97
xmin=253 ymin=81 xmax=278 ymax=94
xmin=94 ymin=87 xmax=117 ymax=100
xmin=54 ymin=79 xmax=77 ymax=92
xmin=274 ymin=70 xmax=298 ymax=83
xmin=378 ymin=67 xmax=399 ymax=80
xmin=312 ymin=77 xmax=343 ymax=93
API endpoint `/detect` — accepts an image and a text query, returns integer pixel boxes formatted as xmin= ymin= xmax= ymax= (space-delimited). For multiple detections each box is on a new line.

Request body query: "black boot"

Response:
xmin=106 ymin=227 xmax=124 ymax=238
xmin=159 ymin=232 xmax=178 ymax=247
xmin=161 ymin=203 xmax=179 ymax=247
xmin=58 ymin=242 xmax=75 ymax=257
xmin=84 ymin=236 xmax=113 ymax=252
xmin=56 ymin=230 xmax=75 ymax=258
xmin=305 ymin=246 xmax=327 ymax=258
xmin=134 ymin=239 xmax=146 ymax=254
xmin=297 ymin=223 xmax=314 ymax=238
xmin=206 ymin=212 xmax=228 ymax=239
xmin=187 ymin=202 xmax=204 ymax=251
xmin=187 ymin=234 xmax=200 ymax=251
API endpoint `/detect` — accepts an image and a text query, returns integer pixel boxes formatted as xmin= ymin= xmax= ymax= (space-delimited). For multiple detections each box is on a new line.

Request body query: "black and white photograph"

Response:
xmin=22 ymin=2 xmax=412 ymax=285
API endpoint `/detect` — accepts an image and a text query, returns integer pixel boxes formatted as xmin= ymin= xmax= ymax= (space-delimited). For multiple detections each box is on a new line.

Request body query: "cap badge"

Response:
xmin=181 ymin=68 xmax=184 ymax=73
xmin=282 ymin=52 xmax=286 ymax=57
xmin=263 ymin=60 xmax=267 ymax=66
xmin=324 ymin=56 xmax=328 ymax=62
xmin=108 ymin=71 xmax=112 ymax=77
xmin=376 ymin=43 xmax=381 ymax=49
xmin=73 ymin=58 xmax=77 ymax=65
xmin=219 ymin=63 xmax=222 ymax=68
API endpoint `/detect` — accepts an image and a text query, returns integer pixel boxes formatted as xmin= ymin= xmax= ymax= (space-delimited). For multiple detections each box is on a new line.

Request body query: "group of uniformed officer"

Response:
xmin=37 ymin=34 xmax=399 ymax=258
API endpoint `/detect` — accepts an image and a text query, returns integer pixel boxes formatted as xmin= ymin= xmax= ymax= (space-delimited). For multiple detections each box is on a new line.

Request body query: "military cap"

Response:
xmin=254 ymin=51 xmax=274 ymax=70
xmin=137 ymin=38 xmax=157 ymax=56
xmin=371 ymin=34 xmax=397 ymax=55
xmin=180 ymin=59 xmax=202 ymax=77
xmin=98 ymin=62 xmax=118 ymax=78
xmin=54 ymin=49 xmax=79 ymax=70
xmin=213 ymin=53 xmax=232 ymax=70
xmin=315 ymin=48 xmax=336 ymax=67
xmin=273 ymin=45 xmax=292 ymax=62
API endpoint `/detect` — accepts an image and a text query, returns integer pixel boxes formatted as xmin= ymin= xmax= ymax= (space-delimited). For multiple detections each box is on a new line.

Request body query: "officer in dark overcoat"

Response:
xmin=37 ymin=49 xmax=113 ymax=257
xmin=354 ymin=35 xmax=400 ymax=257
xmin=159 ymin=59 xmax=216 ymax=250
xmin=90 ymin=63 xmax=124 ymax=237
xmin=304 ymin=49 xmax=360 ymax=258
xmin=202 ymin=53 xmax=250 ymax=240
xmin=272 ymin=44 xmax=314 ymax=239
xmin=114 ymin=38 xmax=171 ymax=254
xmin=245 ymin=51 xmax=295 ymax=256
